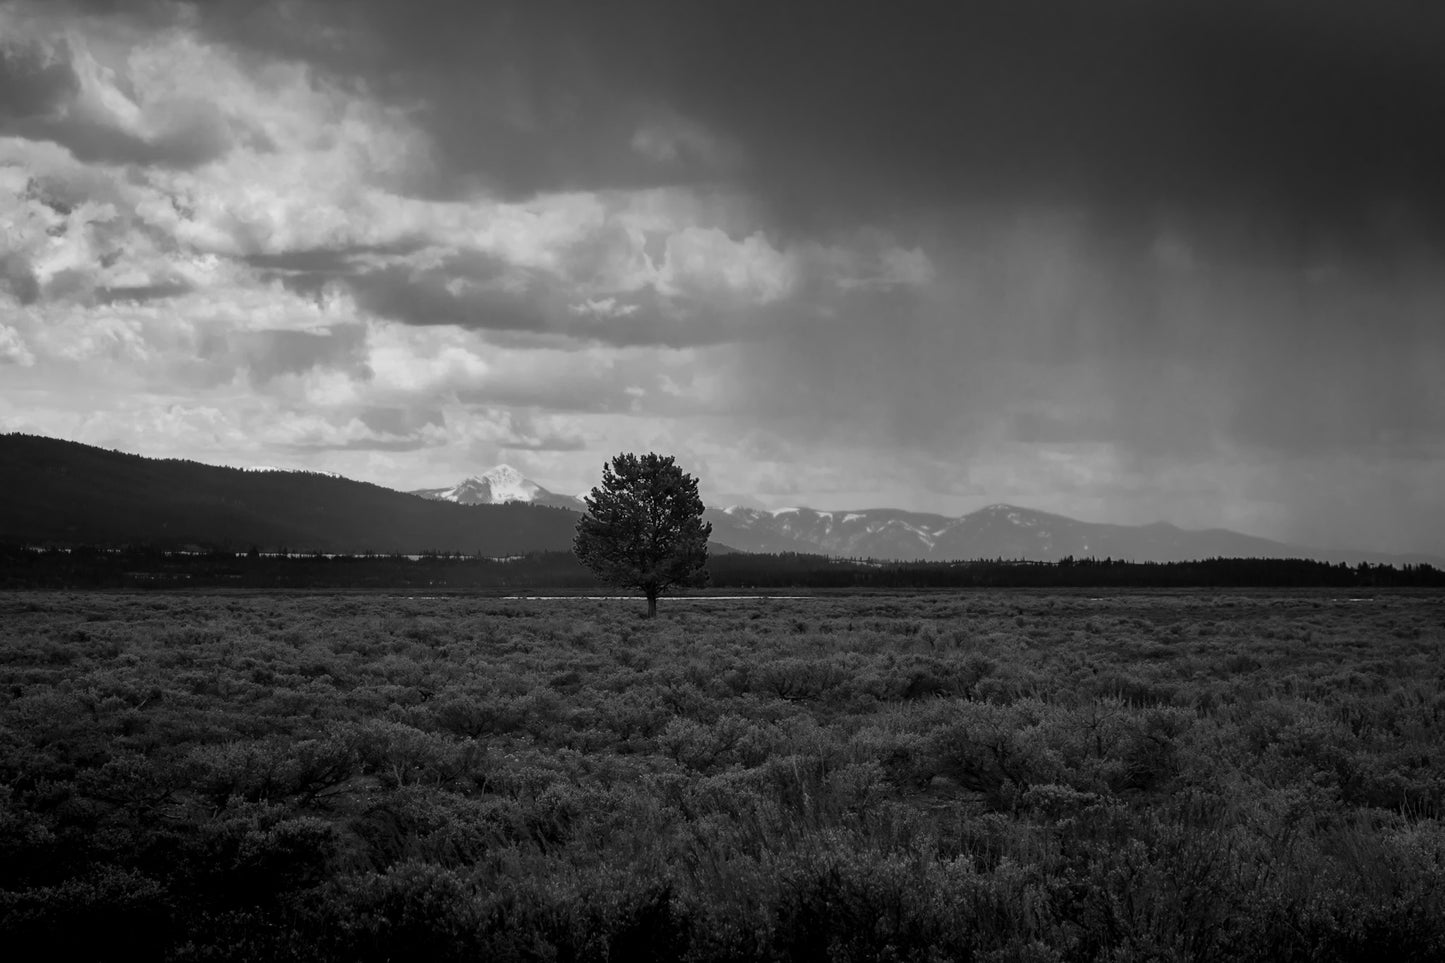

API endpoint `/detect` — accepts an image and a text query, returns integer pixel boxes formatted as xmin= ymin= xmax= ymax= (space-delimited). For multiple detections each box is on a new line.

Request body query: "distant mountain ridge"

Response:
xmin=3 ymin=435 xmax=1434 ymax=564
xmin=0 ymin=434 xmax=580 ymax=555
xmin=411 ymin=464 xmax=1438 ymax=564
xmin=703 ymin=503 xmax=1442 ymax=566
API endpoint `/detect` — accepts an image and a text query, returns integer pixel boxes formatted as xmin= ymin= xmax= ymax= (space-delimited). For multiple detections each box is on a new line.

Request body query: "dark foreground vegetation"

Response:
xmin=4 ymin=544 xmax=1443 ymax=590
xmin=2 ymin=591 xmax=1444 ymax=961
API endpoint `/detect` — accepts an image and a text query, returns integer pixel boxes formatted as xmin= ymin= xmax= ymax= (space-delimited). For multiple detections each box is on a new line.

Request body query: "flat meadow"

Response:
xmin=2 ymin=589 xmax=1443 ymax=961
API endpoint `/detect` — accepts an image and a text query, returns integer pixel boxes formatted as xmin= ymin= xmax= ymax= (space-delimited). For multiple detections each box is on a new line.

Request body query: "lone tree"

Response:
xmin=573 ymin=452 xmax=711 ymax=617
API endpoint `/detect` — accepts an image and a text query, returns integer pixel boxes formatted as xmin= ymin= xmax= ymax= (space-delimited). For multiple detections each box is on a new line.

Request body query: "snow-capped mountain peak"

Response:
xmin=410 ymin=465 xmax=583 ymax=509
xmin=474 ymin=464 xmax=540 ymax=503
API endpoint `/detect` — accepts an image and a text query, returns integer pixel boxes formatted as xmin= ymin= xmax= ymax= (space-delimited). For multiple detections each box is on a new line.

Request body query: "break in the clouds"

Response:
xmin=2 ymin=0 xmax=1443 ymax=555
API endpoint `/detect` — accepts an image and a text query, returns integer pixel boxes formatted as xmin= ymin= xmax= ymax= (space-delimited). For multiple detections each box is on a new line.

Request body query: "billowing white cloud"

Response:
xmin=0 ymin=321 xmax=33 ymax=365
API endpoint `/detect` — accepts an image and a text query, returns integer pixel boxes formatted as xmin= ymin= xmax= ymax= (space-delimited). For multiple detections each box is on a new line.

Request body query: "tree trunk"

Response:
xmin=646 ymin=590 xmax=658 ymax=618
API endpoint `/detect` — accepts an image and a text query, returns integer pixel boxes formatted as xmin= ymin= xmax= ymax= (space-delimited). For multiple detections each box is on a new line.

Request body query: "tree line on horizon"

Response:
xmin=2 ymin=544 xmax=1441 ymax=591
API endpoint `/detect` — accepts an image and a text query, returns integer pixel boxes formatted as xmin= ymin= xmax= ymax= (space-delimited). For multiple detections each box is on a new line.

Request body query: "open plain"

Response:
xmin=2 ymin=590 xmax=1443 ymax=961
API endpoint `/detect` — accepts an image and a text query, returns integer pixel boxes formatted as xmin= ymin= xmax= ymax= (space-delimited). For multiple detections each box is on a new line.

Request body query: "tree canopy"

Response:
xmin=572 ymin=452 xmax=711 ymax=616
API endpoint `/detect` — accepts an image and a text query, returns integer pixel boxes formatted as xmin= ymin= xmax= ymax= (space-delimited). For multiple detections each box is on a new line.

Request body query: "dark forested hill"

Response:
xmin=0 ymin=434 xmax=580 ymax=555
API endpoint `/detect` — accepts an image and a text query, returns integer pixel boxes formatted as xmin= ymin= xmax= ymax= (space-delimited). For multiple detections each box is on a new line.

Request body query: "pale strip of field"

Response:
xmin=503 ymin=594 xmax=814 ymax=601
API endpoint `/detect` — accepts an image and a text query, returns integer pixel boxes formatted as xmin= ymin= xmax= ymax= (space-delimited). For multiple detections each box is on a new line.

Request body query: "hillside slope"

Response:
xmin=0 ymin=434 xmax=580 ymax=555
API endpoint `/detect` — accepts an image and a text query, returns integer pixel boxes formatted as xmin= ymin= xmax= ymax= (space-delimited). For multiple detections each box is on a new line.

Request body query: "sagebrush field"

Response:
xmin=2 ymin=590 xmax=1443 ymax=961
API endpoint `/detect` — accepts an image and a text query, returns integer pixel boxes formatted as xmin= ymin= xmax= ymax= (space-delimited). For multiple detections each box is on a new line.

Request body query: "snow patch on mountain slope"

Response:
xmin=477 ymin=465 xmax=541 ymax=503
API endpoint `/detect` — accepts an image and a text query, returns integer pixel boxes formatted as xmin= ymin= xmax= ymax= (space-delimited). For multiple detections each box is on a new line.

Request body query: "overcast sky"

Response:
xmin=2 ymin=0 xmax=1443 ymax=553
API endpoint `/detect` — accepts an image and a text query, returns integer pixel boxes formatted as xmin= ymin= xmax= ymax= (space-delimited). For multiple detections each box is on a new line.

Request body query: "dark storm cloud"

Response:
xmin=245 ymin=248 xmax=400 ymax=275
xmin=243 ymin=241 xmax=427 ymax=298
xmin=168 ymin=0 xmax=742 ymax=200
xmin=345 ymin=256 xmax=542 ymax=334
xmin=30 ymin=109 xmax=233 ymax=170
xmin=0 ymin=253 xmax=41 ymax=305
xmin=283 ymin=405 xmax=447 ymax=454
xmin=95 ymin=281 xmax=191 ymax=304
xmin=345 ymin=257 xmax=764 ymax=349
xmin=229 ymin=325 xmax=370 ymax=384
xmin=241 ymin=241 xmax=772 ymax=349
xmin=0 ymin=36 xmax=78 ymax=121
xmin=358 ymin=406 xmax=442 ymax=437
xmin=174 ymin=0 xmax=1445 ymax=244
xmin=0 ymin=31 xmax=233 ymax=170
xmin=1221 ymin=326 xmax=1445 ymax=454
xmin=1004 ymin=408 xmax=1213 ymax=460
xmin=658 ymin=0 xmax=1445 ymax=238
xmin=728 ymin=218 xmax=1445 ymax=473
